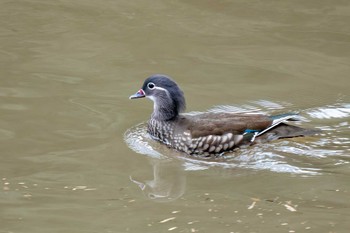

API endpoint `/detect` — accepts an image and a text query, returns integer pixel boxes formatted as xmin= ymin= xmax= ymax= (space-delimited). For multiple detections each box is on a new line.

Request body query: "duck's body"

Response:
xmin=130 ymin=74 xmax=318 ymax=156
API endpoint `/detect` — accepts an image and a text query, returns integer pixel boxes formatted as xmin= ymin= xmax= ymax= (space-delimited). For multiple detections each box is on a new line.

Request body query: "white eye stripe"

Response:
xmin=146 ymin=82 xmax=171 ymax=98
xmin=153 ymin=86 xmax=171 ymax=98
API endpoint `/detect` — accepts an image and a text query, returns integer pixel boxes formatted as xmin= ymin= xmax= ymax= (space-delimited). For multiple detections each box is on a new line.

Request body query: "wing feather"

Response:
xmin=177 ymin=113 xmax=273 ymax=138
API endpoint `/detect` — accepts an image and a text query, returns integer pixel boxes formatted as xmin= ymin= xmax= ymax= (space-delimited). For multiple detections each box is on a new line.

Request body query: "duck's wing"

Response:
xmin=178 ymin=113 xmax=273 ymax=138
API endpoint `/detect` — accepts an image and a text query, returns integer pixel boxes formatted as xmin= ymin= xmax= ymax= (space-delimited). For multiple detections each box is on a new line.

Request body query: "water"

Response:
xmin=1 ymin=0 xmax=350 ymax=232
xmin=125 ymin=102 xmax=350 ymax=175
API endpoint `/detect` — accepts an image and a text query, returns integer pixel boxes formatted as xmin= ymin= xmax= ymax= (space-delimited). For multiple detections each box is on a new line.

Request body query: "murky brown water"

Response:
xmin=1 ymin=0 xmax=350 ymax=232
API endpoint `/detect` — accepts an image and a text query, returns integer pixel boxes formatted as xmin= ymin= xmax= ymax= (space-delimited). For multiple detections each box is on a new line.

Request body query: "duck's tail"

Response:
xmin=248 ymin=113 xmax=320 ymax=143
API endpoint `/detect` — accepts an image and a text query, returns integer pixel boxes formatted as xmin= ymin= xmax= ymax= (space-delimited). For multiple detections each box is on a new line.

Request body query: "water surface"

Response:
xmin=1 ymin=0 xmax=350 ymax=232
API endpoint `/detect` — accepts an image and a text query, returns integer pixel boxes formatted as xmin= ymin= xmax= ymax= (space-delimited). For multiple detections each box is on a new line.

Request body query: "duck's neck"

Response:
xmin=151 ymin=99 xmax=178 ymax=121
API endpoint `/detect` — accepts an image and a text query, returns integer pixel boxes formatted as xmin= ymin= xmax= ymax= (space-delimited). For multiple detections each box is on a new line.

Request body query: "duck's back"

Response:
xmin=177 ymin=113 xmax=273 ymax=138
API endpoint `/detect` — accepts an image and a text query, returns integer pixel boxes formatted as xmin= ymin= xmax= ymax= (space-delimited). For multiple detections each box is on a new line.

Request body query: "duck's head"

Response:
xmin=129 ymin=74 xmax=186 ymax=121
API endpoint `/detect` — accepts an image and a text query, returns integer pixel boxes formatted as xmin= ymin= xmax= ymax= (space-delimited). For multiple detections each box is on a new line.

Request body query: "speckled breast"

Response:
xmin=147 ymin=118 xmax=175 ymax=147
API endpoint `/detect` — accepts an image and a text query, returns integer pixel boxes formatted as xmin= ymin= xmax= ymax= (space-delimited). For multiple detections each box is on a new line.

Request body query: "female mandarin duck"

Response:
xmin=130 ymin=74 xmax=318 ymax=156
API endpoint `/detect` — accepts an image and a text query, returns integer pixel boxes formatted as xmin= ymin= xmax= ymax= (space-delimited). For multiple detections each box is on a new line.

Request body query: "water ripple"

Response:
xmin=125 ymin=101 xmax=350 ymax=176
xmin=307 ymin=103 xmax=350 ymax=119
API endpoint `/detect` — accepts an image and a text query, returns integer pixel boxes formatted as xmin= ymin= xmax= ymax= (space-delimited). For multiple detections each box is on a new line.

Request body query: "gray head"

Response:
xmin=130 ymin=74 xmax=186 ymax=121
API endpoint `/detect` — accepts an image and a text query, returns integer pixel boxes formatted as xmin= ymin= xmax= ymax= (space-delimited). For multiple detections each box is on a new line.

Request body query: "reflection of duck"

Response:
xmin=130 ymin=159 xmax=186 ymax=202
xmin=130 ymin=74 xmax=319 ymax=156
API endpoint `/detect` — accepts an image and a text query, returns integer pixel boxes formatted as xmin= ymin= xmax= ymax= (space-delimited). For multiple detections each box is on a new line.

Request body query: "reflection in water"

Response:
xmin=125 ymin=101 xmax=350 ymax=177
xmin=129 ymin=159 xmax=186 ymax=202
xmin=125 ymin=124 xmax=186 ymax=202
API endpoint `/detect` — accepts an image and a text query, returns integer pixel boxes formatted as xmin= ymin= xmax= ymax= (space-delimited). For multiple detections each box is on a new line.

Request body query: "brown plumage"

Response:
xmin=180 ymin=113 xmax=272 ymax=138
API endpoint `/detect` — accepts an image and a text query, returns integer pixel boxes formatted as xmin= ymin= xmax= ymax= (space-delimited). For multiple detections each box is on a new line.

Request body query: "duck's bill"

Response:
xmin=129 ymin=89 xmax=146 ymax=99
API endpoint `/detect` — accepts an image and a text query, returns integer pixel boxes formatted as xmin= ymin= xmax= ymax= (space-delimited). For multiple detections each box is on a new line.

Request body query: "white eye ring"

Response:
xmin=147 ymin=82 xmax=155 ymax=90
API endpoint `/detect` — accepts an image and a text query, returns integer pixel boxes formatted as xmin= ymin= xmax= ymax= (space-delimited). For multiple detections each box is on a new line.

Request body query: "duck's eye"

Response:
xmin=147 ymin=82 xmax=155 ymax=89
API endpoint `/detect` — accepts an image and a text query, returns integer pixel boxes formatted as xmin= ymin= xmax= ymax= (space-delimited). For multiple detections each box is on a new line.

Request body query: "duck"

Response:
xmin=129 ymin=74 xmax=318 ymax=156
